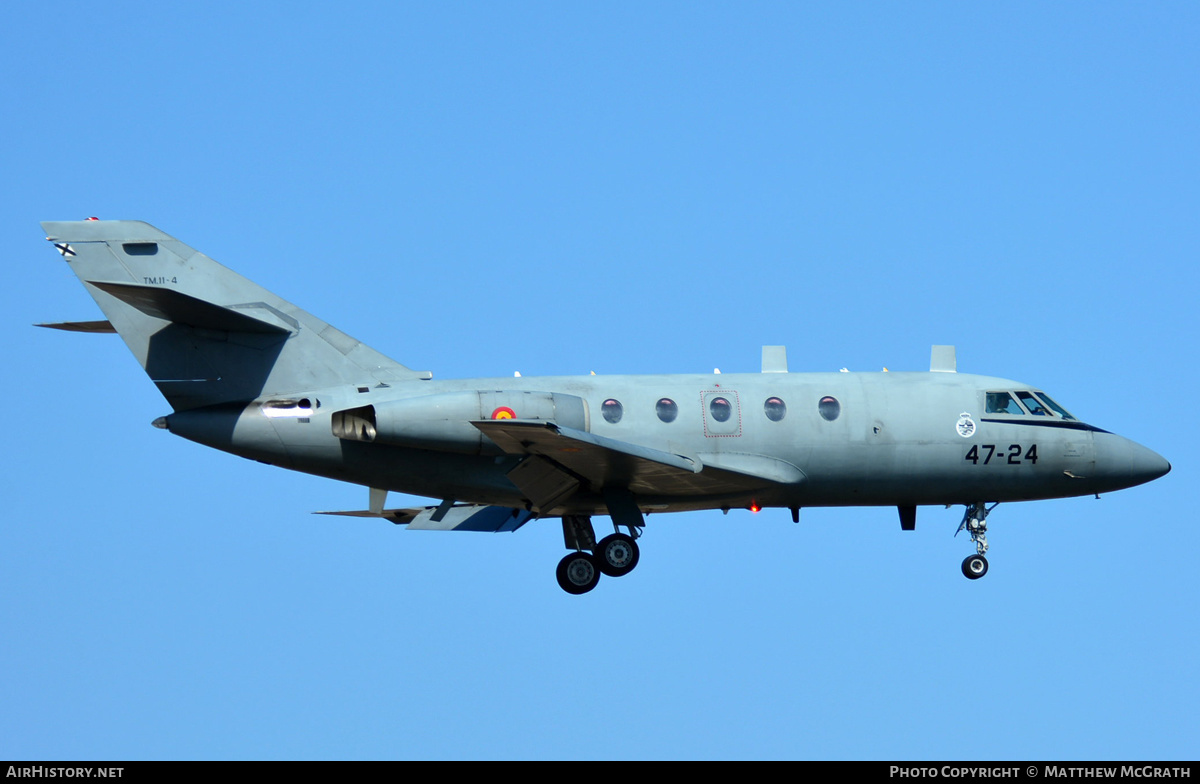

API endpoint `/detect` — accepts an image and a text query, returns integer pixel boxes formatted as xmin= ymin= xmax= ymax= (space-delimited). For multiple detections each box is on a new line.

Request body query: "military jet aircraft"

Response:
xmin=40 ymin=220 xmax=1171 ymax=594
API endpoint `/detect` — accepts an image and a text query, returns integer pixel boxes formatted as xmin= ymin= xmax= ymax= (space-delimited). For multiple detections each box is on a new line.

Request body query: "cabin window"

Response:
xmin=1015 ymin=391 xmax=1049 ymax=416
xmin=656 ymin=398 xmax=678 ymax=423
xmin=709 ymin=397 xmax=732 ymax=422
xmin=1034 ymin=392 xmax=1077 ymax=421
xmin=764 ymin=397 xmax=787 ymax=422
xmin=818 ymin=396 xmax=840 ymax=421
xmin=601 ymin=398 xmax=624 ymax=424
xmin=986 ymin=392 xmax=1025 ymax=415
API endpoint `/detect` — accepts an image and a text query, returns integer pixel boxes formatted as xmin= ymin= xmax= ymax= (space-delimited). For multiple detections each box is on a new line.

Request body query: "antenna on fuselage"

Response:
xmin=930 ymin=345 xmax=957 ymax=373
xmin=761 ymin=346 xmax=788 ymax=373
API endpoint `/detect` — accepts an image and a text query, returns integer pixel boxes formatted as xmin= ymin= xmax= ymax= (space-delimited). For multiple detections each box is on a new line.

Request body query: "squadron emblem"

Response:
xmin=956 ymin=412 xmax=977 ymax=438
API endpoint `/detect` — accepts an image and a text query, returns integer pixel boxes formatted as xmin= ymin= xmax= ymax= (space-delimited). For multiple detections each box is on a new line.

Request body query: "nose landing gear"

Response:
xmin=956 ymin=502 xmax=996 ymax=580
xmin=962 ymin=553 xmax=989 ymax=579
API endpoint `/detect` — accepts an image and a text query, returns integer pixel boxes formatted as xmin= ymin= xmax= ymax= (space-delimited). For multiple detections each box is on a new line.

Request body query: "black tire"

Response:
xmin=962 ymin=554 xmax=989 ymax=580
xmin=556 ymin=551 xmax=601 ymax=594
xmin=595 ymin=533 xmax=640 ymax=577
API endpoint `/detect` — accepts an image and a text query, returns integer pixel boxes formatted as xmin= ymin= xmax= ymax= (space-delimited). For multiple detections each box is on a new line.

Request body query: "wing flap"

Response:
xmin=407 ymin=504 xmax=534 ymax=531
xmin=316 ymin=504 xmax=534 ymax=532
xmin=506 ymin=455 xmax=581 ymax=513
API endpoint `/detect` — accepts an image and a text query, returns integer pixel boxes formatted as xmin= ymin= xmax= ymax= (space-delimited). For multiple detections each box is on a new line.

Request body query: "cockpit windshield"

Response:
xmin=986 ymin=392 xmax=1024 ymax=415
xmin=1033 ymin=391 xmax=1077 ymax=421
xmin=1015 ymin=391 xmax=1049 ymax=415
xmin=986 ymin=389 xmax=1078 ymax=420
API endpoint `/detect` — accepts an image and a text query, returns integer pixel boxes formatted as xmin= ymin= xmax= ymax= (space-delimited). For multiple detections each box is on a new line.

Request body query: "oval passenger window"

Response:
xmin=601 ymin=398 xmax=623 ymax=424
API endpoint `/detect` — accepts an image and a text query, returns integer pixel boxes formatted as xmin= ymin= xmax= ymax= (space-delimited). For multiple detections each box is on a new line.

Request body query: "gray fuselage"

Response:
xmin=165 ymin=369 xmax=1167 ymax=517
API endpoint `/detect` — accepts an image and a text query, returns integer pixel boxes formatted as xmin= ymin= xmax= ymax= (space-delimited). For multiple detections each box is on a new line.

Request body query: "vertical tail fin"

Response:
xmin=42 ymin=220 xmax=428 ymax=411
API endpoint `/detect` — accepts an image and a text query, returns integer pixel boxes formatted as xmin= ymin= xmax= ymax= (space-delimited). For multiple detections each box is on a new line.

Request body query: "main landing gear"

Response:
xmin=556 ymin=550 xmax=601 ymax=595
xmin=556 ymin=514 xmax=643 ymax=594
xmin=956 ymin=502 xmax=996 ymax=580
xmin=596 ymin=531 xmax=640 ymax=576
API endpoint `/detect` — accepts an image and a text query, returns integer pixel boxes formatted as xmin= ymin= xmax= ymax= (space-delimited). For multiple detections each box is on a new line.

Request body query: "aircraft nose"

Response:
xmin=1091 ymin=431 xmax=1171 ymax=491
xmin=1128 ymin=439 xmax=1171 ymax=484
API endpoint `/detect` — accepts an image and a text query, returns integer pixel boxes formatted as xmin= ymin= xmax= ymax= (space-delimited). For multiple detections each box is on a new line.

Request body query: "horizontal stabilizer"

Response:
xmin=35 ymin=320 xmax=116 ymax=333
xmin=316 ymin=504 xmax=533 ymax=532
xmin=88 ymin=281 xmax=295 ymax=335
xmin=316 ymin=508 xmax=420 ymax=524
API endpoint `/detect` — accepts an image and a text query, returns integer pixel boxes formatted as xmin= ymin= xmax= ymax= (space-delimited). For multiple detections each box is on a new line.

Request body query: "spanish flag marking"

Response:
xmin=491 ymin=406 xmax=516 ymax=420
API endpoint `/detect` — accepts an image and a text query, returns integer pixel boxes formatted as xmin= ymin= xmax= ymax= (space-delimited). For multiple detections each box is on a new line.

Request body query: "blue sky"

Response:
xmin=2 ymin=2 xmax=1197 ymax=760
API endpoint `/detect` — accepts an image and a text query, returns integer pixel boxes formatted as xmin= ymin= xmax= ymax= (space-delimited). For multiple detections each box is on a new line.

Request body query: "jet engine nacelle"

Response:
xmin=331 ymin=390 xmax=588 ymax=455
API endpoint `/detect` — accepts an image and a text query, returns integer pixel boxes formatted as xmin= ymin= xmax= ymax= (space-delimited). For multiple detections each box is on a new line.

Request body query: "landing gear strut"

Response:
xmin=956 ymin=502 xmax=996 ymax=580
xmin=556 ymin=515 xmax=601 ymax=594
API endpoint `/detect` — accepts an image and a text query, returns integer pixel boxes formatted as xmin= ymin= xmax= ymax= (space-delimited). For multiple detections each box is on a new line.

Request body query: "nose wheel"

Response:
xmin=962 ymin=554 xmax=989 ymax=579
xmin=956 ymin=502 xmax=997 ymax=580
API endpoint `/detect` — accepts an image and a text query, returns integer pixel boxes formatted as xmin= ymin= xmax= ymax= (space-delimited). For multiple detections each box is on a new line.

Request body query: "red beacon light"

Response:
xmin=749 ymin=502 xmax=761 ymax=513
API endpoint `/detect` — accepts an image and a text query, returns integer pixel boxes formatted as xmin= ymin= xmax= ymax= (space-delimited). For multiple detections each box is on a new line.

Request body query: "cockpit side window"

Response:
xmin=986 ymin=392 xmax=1025 ymax=415
xmin=1015 ymin=391 xmax=1049 ymax=415
xmin=1034 ymin=392 xmax=1076 ymax=421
